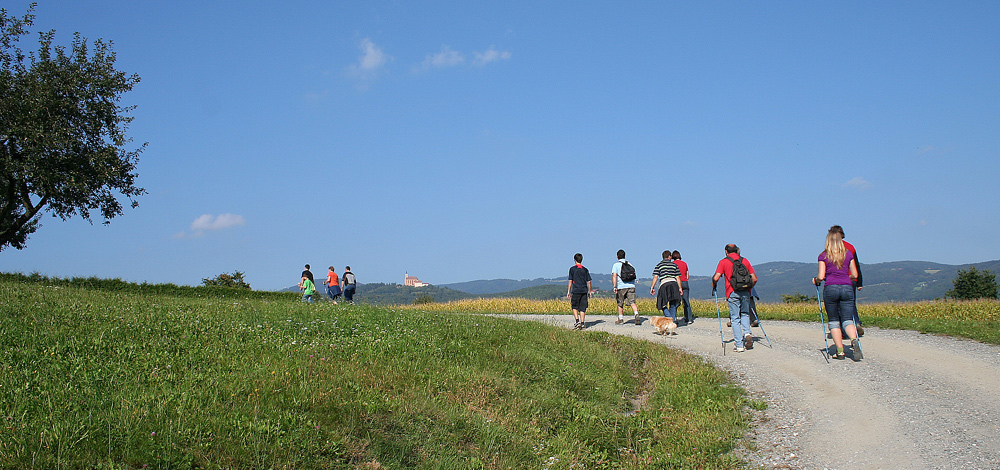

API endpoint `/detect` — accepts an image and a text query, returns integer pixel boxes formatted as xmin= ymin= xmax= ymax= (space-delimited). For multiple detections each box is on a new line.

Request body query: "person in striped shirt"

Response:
xmin=650 ymin=251 xmax=683 ymax=323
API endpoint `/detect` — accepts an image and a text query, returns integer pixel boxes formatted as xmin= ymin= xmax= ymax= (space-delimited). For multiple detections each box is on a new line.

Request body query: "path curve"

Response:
xmin=500 ymin=314 xmax=1000 ymax=470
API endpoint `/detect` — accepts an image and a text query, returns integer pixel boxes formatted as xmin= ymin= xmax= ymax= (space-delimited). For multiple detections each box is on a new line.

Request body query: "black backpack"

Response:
xmin=619 ymin=261 xmax=637 ymax=283
xmin=728 ymin=257 xmax=754 ymax=291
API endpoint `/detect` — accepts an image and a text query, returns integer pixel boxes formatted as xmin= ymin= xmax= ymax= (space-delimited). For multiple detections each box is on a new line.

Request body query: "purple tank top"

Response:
xmin=818 ymin=250 xmax=854 ymax=285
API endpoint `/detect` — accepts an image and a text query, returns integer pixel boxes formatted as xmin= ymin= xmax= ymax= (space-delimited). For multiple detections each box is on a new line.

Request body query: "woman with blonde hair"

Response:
xmin=813 ymin=231 xmax=862 ymax=360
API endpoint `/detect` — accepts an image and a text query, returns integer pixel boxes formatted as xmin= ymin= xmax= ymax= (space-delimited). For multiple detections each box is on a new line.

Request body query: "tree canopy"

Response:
xmin=0 ymin=3 xmax=145 ymax=251
xmin=202 ymin=271 xmax=252 ymax=290
xmin=946 ymin=266 xmax=998 ymax=300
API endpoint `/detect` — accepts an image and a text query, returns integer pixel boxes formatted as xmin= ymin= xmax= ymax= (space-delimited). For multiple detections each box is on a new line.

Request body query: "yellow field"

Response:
xmin=396 ymin=297 xmax=1000 ymax=323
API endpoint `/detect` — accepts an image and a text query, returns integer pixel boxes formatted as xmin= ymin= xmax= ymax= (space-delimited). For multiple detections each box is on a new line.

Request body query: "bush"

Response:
xmin=781 ymin=292 xmax=817 ymax=303
xmin=0 ymin=272 xmax=293 ymax=301
xmin=413 ymin=294 xmax=435 ymax=305
xmin=202 ymin=271 xmax=251 ymax=289
xmin=947 ymin=266 xmax=998 ymax=300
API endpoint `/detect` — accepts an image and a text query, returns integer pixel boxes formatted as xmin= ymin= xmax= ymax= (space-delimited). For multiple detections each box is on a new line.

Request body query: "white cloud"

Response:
xmin=191 ymin=213 xmax=245 ymax=231
xmin=347 ymin=38 xmax=391 ymax=81
xmin=473 ymin=47 xmax=511 ymax=66
xmin=176 ymin=213 xmax=245 ymax=238
xmin=844 ymin=177 xmax=872 ymax=190
xmin=357 ymin=38 xmax=388 ymax=70
xmin=420 ymin=45 xmax=464 ymax=70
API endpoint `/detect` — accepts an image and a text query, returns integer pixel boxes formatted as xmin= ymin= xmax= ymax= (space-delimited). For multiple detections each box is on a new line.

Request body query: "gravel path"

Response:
xmin=500 ymin=313 xmax=1000 ymax=470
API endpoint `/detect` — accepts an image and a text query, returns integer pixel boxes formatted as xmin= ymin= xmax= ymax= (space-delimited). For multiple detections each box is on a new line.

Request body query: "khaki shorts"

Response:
xmin=616 ymin=287 xmax=636 ymax=307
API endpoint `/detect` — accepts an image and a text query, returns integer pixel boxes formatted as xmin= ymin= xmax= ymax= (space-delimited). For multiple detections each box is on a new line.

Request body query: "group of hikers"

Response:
xmin=567 ymin=225 xmax=865 ymax=359
xmin=298 ymin=264 xmax=357 ymax=304
xmin=567 ymin=249 xmax=694 ymax=330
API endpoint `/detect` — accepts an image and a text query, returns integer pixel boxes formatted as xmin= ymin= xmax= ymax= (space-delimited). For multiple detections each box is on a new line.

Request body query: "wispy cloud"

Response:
xmin=303 ymin=90 xmax=330 ymax=103
xmin=417 ymin=45 xmax=465 ymax=71
xmin=346 ymin=38 xmax=391 ymax=83
xmin=414 ymin=45 xmax=510 ymax=72
xmin=473 ymin=47 xmax=511 ymax=66
xmin=175 ymin=213 xmax=246 ymax=238
xmin=844 ymin=177 xmax=872 ymax=190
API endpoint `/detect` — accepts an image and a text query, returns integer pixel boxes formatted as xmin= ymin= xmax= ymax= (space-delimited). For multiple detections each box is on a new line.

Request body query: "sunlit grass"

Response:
xmin=0 ymin=277 xmax=753 ymax=469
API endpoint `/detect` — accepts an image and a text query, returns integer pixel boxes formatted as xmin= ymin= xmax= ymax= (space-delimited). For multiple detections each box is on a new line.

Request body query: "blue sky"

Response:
xmin=3 ymin=1 xmax=998 ymax=291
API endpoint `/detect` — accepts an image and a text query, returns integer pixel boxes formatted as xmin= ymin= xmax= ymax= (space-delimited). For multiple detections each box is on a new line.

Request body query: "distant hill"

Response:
xmin=281 ymin=283 xmax=472 ymax=305
xmin=440 ymin=260 xmax=1000 ymax=304
xmin=482 ymin=284 xmax=567 ymax=301
xmin=720 ymin=259 xmax=1000 ymax=303
xmin=283 ymin=260 xmax=999 ymax=304
xmin=441 ymin=278 xmax=559 ymax=295
xmin=440 ymin=274 xmax=655 ymax=298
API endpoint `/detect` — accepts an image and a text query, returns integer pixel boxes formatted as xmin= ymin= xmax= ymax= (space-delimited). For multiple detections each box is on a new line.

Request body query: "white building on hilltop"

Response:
xmin=404 ymin=272 xmax=430 ymax=287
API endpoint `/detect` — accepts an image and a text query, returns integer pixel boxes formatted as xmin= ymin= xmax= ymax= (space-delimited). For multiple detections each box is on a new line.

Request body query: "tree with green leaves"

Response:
xmin=202 ymin=271 xmax=252 ymax=290
xmin=1 ymin=3 xmax=145 ymax=251
xmin=946 ymin=266 xmax=998 ymax=300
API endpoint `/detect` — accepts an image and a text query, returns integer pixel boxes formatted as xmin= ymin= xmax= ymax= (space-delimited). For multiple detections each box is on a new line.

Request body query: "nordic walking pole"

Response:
xmin=815 ymin=283 xmax=830 ymax=363
xmin=750 ymin=295 xmax=772 ymax=348
xmin=714 ymin=289 xmax=726 ymax=356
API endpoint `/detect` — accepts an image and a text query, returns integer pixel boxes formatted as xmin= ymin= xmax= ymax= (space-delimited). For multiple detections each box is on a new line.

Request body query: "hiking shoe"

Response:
xmin=735 ymin=346 xmax=746 ymax=353
xmin=743 ymin=335 xmax=754 ymax=350
xmin=634 ymin=314 xmax=641 ymax=325
xmin=615 ymin=319 xmax=623 ymax=325
xmin=573 ymin=322 xmax=581 ymax=330
xmin=834 ymin=351 xmax=846 ymax=360
xmin=751 ymin=320 xmax=759 ymax=327
xmin=851 ymin=338 xmax=863 ymax=361
xmin=727 ymin=320 xmax=732 ymax=327
xmin=857 ymin=326 xmax=865 ymax=337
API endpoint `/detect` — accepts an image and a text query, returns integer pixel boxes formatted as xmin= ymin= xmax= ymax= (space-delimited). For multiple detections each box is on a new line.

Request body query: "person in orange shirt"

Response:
xmin=325 ymin=266 xmax=342 ymax=303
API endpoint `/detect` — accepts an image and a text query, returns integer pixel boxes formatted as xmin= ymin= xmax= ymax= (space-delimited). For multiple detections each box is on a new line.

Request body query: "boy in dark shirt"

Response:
xmin=566 ymin=253 xmax=593 ymax=330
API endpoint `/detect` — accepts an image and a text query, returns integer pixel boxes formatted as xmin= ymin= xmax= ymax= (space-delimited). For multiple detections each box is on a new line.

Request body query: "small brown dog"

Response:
xmin=650 ymin=316 xmax=677 ymax=335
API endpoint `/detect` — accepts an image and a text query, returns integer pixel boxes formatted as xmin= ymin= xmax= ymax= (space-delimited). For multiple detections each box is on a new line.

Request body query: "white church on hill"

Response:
xmin=404 ymin=272 xmax=430 ymax=287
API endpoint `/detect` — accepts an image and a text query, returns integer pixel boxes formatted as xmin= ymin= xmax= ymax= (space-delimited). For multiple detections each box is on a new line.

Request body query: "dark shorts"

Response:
xmin=571 ymin=292 xmax=589 ymax=312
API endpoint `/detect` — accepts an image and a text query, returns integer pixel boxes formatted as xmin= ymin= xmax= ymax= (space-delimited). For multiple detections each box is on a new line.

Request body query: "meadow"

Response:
xmin=0 ymin=275 xmax=753 ymax=469
xmin=398 ymin=297 xmax=1000 ymax=345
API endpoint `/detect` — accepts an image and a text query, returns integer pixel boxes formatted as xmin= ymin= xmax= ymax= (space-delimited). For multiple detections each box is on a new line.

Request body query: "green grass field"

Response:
xmin=0 ymin=275 xmax=753 ymax=469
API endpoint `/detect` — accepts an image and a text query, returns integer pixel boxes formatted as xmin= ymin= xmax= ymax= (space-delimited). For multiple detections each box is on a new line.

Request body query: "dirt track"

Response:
xmin=501 ymin=314 xmax=1000 ymax=470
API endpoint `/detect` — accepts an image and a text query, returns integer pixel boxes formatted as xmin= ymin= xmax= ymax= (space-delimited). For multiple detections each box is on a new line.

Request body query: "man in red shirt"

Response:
xmin=672 ymin=250 xmax=694 ymax=325
xmin=712 ymin=244 xmax=758 ymax=352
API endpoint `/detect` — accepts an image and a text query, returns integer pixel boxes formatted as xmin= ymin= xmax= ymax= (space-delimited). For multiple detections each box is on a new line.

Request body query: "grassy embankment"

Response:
xmin=398 ymin=297 xmax=1000 ymax=345
xmin=0 ymin=274 xmax=753 ymax=469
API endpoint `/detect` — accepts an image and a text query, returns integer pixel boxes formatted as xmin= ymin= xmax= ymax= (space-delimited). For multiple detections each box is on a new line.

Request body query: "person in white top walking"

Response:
xmin=612 ymin=249 xmax=641 ymax=325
